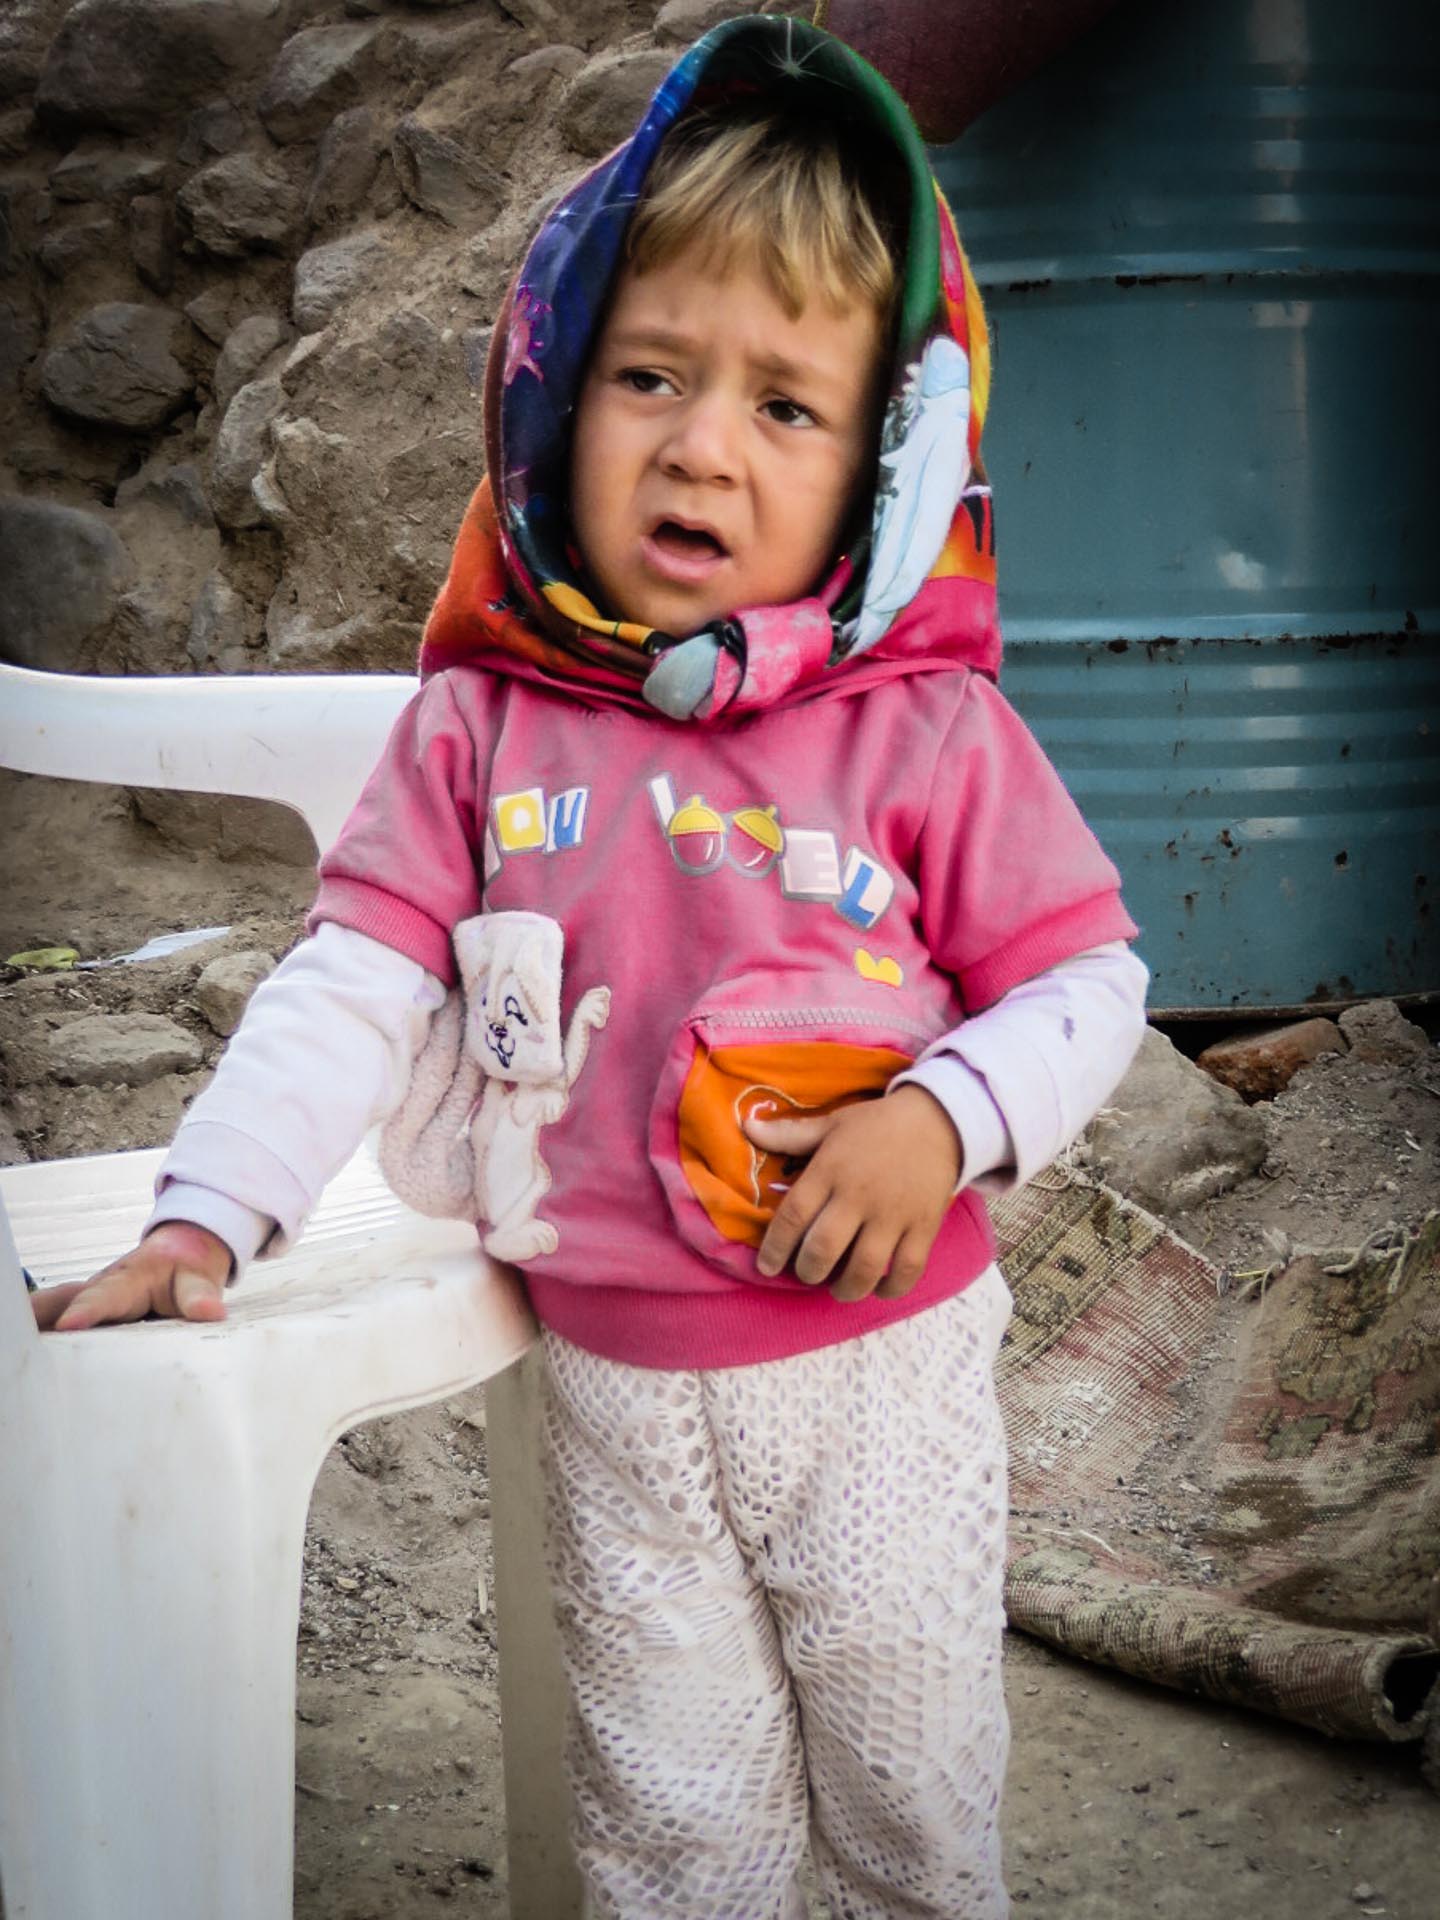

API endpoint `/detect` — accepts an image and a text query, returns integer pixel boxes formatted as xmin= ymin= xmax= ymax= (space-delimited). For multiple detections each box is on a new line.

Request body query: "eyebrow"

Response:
xmin=602 ymin=328 xmax=825 ymax=390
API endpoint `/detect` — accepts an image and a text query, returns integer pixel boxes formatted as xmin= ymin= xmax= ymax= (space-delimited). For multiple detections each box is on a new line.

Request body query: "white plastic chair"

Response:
xmin=0 ymin=662 xmax=581 ymax=1920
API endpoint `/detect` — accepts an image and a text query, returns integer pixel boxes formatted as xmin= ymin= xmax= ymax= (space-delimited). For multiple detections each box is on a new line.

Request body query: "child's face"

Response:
xmin=570 ymin=244 xmax=883 ymax=637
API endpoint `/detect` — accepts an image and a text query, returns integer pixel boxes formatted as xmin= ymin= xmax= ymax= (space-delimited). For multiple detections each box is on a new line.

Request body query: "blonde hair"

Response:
xmin=626 ymin=111 xmax=899 ymax=327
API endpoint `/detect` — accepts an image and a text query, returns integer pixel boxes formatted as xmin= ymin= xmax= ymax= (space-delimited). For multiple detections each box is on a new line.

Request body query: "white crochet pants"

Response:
xmin=539 ymin=1265 xmax=1013 ymax=1920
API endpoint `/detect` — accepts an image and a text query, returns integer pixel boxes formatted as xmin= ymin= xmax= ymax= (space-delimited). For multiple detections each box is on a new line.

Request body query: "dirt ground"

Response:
xmin=3 ymin=774 xmax=1438 ymax=1919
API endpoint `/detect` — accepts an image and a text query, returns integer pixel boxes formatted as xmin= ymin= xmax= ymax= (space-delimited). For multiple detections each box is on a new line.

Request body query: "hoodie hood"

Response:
xmin=421 ymin=13 xmax=999 ymax=722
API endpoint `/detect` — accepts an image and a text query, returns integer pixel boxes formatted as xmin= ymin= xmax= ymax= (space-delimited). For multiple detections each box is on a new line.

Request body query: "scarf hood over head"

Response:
xmin=421 ymin=13 xmax=999 ymax=723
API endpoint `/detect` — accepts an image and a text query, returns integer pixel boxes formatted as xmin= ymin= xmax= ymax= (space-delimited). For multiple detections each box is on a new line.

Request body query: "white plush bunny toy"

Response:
xmin=379 ymin=910 xmax=610 ymax=1263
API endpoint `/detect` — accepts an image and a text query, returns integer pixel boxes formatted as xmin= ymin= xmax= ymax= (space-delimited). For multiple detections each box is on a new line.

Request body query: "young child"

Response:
xmin=38 ymin=17 xmax=1148 ymax=1916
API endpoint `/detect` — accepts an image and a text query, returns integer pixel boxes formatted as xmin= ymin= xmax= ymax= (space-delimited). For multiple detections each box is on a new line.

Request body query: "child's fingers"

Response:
xmin=791 ymin=1197 xmax=862 ymax=1288
xmin=755 ymin=1161 xmax=833 ymax=1278
xmin=830 ymin=1224 xmax=901 ymax=1304
xmin=168 ymin=1266 xmax=228 ymax=1323
xmin=742 ymin=1111 xmax=833 ymax=1156
xmin=30 ymin=1280 xmax=88 ymax=1331
xmin=873 ymin=1226 xmax=934 ymax=1301
xmin=50 ymin=1262 xmax=157 ymax=1331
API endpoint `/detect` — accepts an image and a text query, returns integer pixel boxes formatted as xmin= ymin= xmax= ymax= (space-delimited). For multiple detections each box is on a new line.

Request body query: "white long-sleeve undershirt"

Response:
xmin=149 ymin=924 xmax=1148 ymax=1270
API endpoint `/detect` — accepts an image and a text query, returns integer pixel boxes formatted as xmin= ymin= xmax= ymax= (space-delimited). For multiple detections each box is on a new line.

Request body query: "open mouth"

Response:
xmin=649 ymin=519 xmax=728 ymax=561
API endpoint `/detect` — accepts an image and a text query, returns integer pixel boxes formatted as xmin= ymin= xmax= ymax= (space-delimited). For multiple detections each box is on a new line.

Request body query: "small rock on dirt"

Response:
xmin=654 ymin=0 xmax=755 ymax=43
xmin=292 ymin=228 xmax=385 ymax=333
xmin=1086 ymin=1027 xmax=1270 ymax=1217
xmin=209 ymin=375 xmax=286 ymax=530
xmin=49 ymin=1011 xmax=204 ymax=1088
xmin=1338 ymin=999 xmax=1433 ymax=1064
xmin=41 ymin=300 xmax=193 ymax=430
xmin=257 ymin=22 xmax=380 ymax=146
xmin=50 ymin=144 xmax=165 ymax=203
xmin=196 ymin=950 xmax=276 ymax=1037
xmin=392 ymin=117 xmax=504 ymax=230
xmin=213 ymin=313 xmax=291 ymax=414
xmin=0 ymin=495 xmax=132 ymax=671
xmin=36 ymin=0 xmax=285 ymax=135
xmin=560 ymin=48 xmax=674 ymax=158
xmin=305 ymin=104 xmax=388 ymax=232
xmin=1196 ymin=1017 xmax=1345 ymax=1102
xmin=178 ymin=151 xmax=304 ymax=259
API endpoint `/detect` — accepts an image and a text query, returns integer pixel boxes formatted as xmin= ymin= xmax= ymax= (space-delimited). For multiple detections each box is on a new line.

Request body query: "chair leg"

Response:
xmin=486 ymin=1349 xmax=584 ymax=1920
xmin=1 ymin=1367 xmax=317 ymax=1920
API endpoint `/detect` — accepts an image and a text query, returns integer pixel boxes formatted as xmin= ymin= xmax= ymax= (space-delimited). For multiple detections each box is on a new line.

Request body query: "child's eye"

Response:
xmin=763 ymin=397 xmax=818 ymax=429
xmin=617 ymin=367 xmax=676 ymax=396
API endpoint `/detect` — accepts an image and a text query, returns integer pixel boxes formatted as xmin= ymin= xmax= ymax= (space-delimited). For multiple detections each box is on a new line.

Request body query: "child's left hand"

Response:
xmin=742 ymin=1086 xmax=962 ymax=1303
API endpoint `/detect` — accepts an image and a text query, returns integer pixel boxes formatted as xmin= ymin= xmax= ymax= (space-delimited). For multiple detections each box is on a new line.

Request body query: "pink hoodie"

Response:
xmin=310 ymin=664 xmax=1133 ymax=1368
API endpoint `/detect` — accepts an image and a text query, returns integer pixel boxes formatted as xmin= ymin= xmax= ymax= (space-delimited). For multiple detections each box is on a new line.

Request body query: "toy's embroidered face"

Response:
xmin=456 ymin=914 xmax=567 ymax=1085
xmin=479 ymin=977 xmax=549 ymax=1076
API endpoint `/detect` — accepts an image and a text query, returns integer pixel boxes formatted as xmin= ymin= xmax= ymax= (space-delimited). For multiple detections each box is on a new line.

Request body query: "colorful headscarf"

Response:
xmin=421 ymin=14 xmax=999 ymax=723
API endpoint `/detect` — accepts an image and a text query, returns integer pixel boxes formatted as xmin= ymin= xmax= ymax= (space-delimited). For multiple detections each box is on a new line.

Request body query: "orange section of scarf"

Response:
xmin=420 ymin=477 xmax=655 ymax=684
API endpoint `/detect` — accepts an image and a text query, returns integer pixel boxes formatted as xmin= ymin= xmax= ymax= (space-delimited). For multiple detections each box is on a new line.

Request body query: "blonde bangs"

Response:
xmin=627 ymin=115 xmax=897 ymax=327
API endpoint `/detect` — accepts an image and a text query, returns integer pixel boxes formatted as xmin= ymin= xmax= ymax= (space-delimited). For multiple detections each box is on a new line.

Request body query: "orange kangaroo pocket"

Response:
xmin=677 ymin=1038 xmax=911 ymax=1248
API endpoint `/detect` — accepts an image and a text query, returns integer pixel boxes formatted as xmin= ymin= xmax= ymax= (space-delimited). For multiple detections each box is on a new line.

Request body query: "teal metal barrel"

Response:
xmin=933 ymin=0 xmax=1440 ymax=1011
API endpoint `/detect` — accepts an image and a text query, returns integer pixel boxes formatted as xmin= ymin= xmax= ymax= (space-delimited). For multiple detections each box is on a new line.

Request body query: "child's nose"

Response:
xmin=658 ymin=394 xmax=740 ymax=485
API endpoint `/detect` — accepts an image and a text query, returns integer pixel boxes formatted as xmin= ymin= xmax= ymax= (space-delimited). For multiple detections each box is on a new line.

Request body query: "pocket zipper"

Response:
xmin=696 ymin=1004 xmax=939 ymax=1046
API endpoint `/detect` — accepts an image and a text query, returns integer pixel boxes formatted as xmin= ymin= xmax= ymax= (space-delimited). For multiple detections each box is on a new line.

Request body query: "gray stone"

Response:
xmin=37 ymin=215 xmax=115 ymax=280
xmin=0 ymin=294 xmax=42 ymax=393
xmin=0 ymin=1105 xmax=27 ymax=1168
xmin=213 ymin=312 xmax=291 ymax=413
xmin=0 ymin=175 xmax=41 ymax=275
xmin=115 ymin=457 xmax=213 ymax=527
xmin=196 ymin=950 xmax=276 ymax=1037
xmin=291 ymin=228 xmax=384 ymax=332
xmin=253 ymin=413 xmax=349 ymax=533
xmin=0 ymin=2 xmax=54 ymax=106
xmin=305 ymin=104 xmax=387 ymax=232
xmin=0 ymin=496 xmax=132 ymax=670
xmin=560 ymin=48 xmax=673 ymax=158
xmin=37 ymin=0 xmax=287 ymax=135
xmin=183 ymin=284 xmax=236 ymax=347
xmin=49 ymin=1011 xmax=204 ymax=1088
xmin=506 ymin=44 xmax=586 ymax=84
xmin=1337 ymin=998 xmax=1433 ymax=1063
xmin=494 ymin=0 xmax=557 ymax=29
xmin=1086 ymin=1027 xmax=1270 ymax=1217
xmin=391 ymin=117 xmax=503 ymax=229
xmin=266 ymin=597 xmax=372 ymax=668
xmin=176 ymin=98 xmax=246 ymax=167
xmin=0 ymin=107 xmax=33 ymax=159
xmin=187 ymin=568 xmax=253 ymax=669
xmin=128 ymin=190 xmax=177 ymax=294
xmin=178 ymin=152 xmax=304 ymax=259
xmin=654 ymin=0 xmax=754 ymax=43
xmin=50 ymin=144 xmax=165 ymax=203
xmin=41 ymin=301 xmax=193 ymax=429
xmin=257 ymin=23 xmax=379 ymax=146
xmin=209 ymin=374 xmax=285 ymax=530
xmin=278 ymin=328 xmax=328 ymax=393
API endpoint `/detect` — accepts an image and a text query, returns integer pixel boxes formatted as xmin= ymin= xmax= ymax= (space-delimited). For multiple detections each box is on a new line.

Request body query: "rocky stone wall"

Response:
xmin=0 ymin=0 xmax=772 ymax=683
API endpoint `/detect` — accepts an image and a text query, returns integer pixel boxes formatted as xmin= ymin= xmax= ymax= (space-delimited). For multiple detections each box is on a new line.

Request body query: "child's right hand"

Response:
xmin=31 ymin=1221 xmax=233 ymax=1332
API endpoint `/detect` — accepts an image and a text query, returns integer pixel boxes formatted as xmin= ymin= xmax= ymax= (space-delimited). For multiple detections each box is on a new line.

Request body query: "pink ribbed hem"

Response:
xmin=524 ymin=1197 xmax=995 ymax=1370
xmin=309 ymin=876 xmax=457 ymax=984
xmin=960 ymin=891 xmax=1137 ymax=1012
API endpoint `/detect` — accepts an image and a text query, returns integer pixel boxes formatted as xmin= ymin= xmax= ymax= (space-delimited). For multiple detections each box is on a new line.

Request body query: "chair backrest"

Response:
xmin=0 ymin=664 xmax=417 ymax=852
